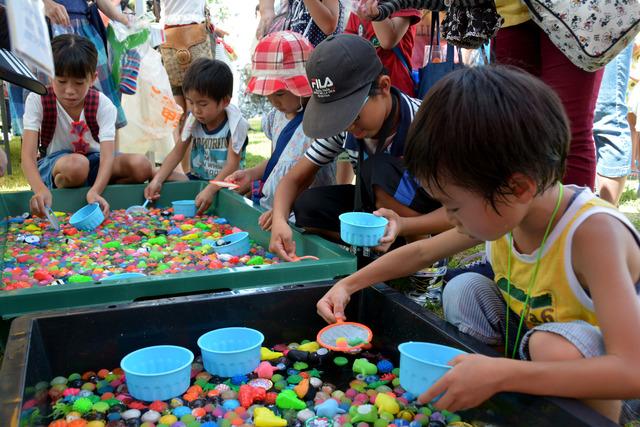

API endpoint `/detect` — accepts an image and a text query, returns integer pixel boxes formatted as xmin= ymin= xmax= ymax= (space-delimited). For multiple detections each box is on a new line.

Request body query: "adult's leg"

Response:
xmin=539 ymin=28 xmax=604 ymax=189
xmin=52 ymin=154 xmax=90 ymax=188
xmin=594 ymin=45 xmax=633 ymax=205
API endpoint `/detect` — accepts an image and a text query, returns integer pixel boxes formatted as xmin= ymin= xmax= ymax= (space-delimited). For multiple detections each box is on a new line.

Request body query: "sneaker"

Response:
xmin=405 ymin=260 xmax=448 ymax=306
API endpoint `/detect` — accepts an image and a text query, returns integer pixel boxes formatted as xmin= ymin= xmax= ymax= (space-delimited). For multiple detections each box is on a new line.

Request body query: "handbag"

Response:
xmin=160 ymin=7 xmax=216 ymax=88
xmin=522 ymin=0 xmax=640 ymax=72
xmin=417 ymin=13 xmax=465 ymax=99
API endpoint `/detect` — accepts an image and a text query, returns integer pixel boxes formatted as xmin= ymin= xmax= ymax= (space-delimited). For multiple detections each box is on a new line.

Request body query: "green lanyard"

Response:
xmin=504 ymin=184 xmax=564 ymax=359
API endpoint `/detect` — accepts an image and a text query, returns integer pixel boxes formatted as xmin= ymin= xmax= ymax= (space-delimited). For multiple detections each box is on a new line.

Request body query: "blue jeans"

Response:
xmin=593 ymin=44 xmax=633 ymax=178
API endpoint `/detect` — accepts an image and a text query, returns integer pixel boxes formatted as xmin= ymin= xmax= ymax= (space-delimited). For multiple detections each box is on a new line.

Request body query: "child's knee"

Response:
xmin=528 ymin=331 xmax=583 ymax=362
xmin=123 ymin=155 xmax=153 ymax=183
xmin=54 ymin=154 xmax=90 ymax=187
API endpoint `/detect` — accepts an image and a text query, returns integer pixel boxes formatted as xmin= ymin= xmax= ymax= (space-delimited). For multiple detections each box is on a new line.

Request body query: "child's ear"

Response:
xmin=222 ymin=95 xmax=232 ymax=108
xmin=507 ymin=173 xmax=537 ymax=202
xmin=378 ymin=75 xmax=392 ymax=94
xmin=91 ymin=72 xmax=98 ymax=85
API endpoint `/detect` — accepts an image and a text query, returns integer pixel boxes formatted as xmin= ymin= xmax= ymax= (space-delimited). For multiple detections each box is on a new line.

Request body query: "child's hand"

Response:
xmin=30 ymin=189 xmax=53 ymax=218
xmin=316 ymin=280 xmax=353 ymax=323
xmin=357 ymin=0 xmax=380 ymax=21
xmin=225 ymin=170 xmax=252 ymax=191
xmin=86 ymin=189 xmax=110 ymax=217
xmin=374 ymin=208 xmax=401 ymax=253
xmin=144 ymin=179 xmax=163 ymax=202
xmin=269 ymin=219 xmax=297 ymax=262
xmin=195 ymin=186 xmax=217 ymax=215
xmin=256 ymin=8 xmax=275 ymax=39
xmin=418 ymin=354 xmax=504 ymax=412
xmin=258 ymin=209 xmax=273 ymax=231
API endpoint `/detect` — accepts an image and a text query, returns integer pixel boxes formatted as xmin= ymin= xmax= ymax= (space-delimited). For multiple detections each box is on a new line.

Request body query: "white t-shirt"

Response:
xmin=23 ymin=91 xmax=117 ymax=157
xmin=161 ymin=0 xmax=206 ymax=26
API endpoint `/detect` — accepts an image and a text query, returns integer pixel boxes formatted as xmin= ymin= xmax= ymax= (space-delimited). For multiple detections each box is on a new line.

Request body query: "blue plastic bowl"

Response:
xmin=205 ymin=232 xmax=250 ymax=256
xmin=197 ymin=327 xmax=264 ymax=377
xmin=69 ymin=203 xmax=104 ymax=231
xmin=120 ymin=345 xmax=194 ymax=401
xmin=339 ymin=212 xmax=388 ymax=247
xmin=398 ymin=342 xmax=467 ymax=396
xmin=172 ymin=200 xmax=197 ymax=217
xmin=102 ymin=272 xmax=147 ymax=282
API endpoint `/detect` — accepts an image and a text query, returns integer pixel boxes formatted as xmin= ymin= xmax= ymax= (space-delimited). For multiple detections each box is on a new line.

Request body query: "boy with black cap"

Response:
xmin=267 ymin=34 xmax=450 ymax=262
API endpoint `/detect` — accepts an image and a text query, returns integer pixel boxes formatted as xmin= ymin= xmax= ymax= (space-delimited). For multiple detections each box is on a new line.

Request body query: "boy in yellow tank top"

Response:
xmin=316 ymin=66 xmax=640 ymax=423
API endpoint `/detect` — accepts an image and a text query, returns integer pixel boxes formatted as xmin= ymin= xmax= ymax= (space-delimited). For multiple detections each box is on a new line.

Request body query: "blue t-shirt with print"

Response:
xmin=189 ymin=119 xmax=231 ymax=180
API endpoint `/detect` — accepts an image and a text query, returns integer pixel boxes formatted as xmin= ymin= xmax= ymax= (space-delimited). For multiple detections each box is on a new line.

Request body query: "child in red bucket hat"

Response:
xmin=226 ymin=31 xmax=335 ymax=219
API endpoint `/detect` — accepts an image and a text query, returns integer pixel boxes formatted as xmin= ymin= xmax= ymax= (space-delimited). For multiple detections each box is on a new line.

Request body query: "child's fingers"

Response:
xmin=418 ymin=374 xmax=449 ymax=405
xmin=316 ymin=299 xmax=336 ymax=324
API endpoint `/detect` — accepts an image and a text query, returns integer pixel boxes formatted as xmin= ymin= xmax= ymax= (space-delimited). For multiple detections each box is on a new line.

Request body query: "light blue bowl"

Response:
xmin=339 ymin=212 xmax=388 ymax=247
xmin=205 ymin=232 xmax=250 ymax=257
xmin=102 ymin=272 xmax=147 ymax=281
xmin=69 ymin=203 xmax=104 ymax=231
xmin=398 ymin=342 xmax=467 ymax=396
xmin=172 ymin=200 xmax=197 ymax=217
xmin=120 ymin=345 xmax=194 ymax=401
xmin=197 ymin=327 xmax=264 ymax=377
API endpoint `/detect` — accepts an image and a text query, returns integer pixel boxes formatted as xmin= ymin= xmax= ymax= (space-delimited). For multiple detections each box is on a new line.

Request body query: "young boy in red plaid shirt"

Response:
xmin=225 ymin=31 xmax=335 ymax=217
xmin=21 ymin=34 xmax=152 ymax=218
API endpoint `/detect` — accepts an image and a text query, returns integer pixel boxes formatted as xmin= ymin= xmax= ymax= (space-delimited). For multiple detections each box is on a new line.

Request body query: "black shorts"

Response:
xmin=293 ymin=154 xmax=440 ymax=232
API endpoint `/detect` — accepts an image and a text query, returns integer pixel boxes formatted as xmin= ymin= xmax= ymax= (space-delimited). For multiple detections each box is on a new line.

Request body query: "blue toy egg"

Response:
xmin=364 ymin=375 xmax=379 ymax=384
xmin=287 ymin=369 xmax=300 ymax=376
xmin=402 ymin=392 xmax=415 ymax=402
xmin=78 ymin=390 xmax=93 ymax=397
xmin=231 ymin=375 xmax=248 ymax=385
xmin=223 ymin=399 xmax=240 ymax=411
xmin=409 ymin=421 xmax=421 ymax=427
xmin=97 ymin=385 xmax=114 ymax=394
xmin=394 ymin=420 xmax=410 ymax=427
xmin=338 ymin=402 xmax=351 ymax=412
xmin=355 ymin=374 xmax=366 ymax=381
xmin=214 ymin=218 xmax=228 ymax=224
xmin=202 ymin=422 xmax=218 ymax=427
xmin=173 ymin=406 xmax=192 ymax=418
xmin=169 ymin=227 xmax=182 ymax=235
xmin=377 ymin=360 xmax=393 ymax=374
xmin=276 ymin=363 xmax=286 ymax=371
xmin=108 ymin=412 xmax=122 ymax=421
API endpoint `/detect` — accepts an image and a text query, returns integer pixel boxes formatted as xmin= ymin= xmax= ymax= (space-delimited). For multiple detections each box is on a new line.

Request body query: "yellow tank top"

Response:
xmin=495 ymin=0 xmax=530 ymax=28
xmin=488 ymin=187 xmax=640 ymax=329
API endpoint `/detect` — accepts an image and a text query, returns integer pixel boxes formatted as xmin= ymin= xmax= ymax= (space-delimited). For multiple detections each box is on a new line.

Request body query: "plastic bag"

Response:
xmin=118 ymin=43 xmax=182 ymax=161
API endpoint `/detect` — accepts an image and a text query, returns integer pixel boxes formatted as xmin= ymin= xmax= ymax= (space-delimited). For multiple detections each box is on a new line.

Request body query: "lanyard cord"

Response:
xmin=505 ymin=183 xmax=564 ymax=359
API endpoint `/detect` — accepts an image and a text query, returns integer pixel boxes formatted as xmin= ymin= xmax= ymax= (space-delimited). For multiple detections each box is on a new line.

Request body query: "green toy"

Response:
xmin=349 ymin=404 xmax=378 ymax=423
xmin=275 ymin=389 xmax=306 ymax=410
xmin=352 ymin=358 xmax=377 ymax=375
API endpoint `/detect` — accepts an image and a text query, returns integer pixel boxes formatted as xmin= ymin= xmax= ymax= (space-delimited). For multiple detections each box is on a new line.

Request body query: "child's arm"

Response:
xmin=367 ymin=0 xmax=444 ymax=21
xmin=304 ymin=0 xmax=341 ymax=35
xmin=225 ymin=159 xmax=268 ymax=194
xmin=375 ymin=207 xmax=451 ymax=252
xmin=418 ymin=214 xmax=640 ymax=413
xmin=87 ymin=140 xmax=115 ymax=216
xmin=371 ymin=15 xmax=413 ymax=49
xmin=195 ymin=141 xmax=243 ymax=214
xmin=317 ymin=228 xmax=479 ymax=322
xmin=270 ymin=157 xmax=322 ymax=261
xmin=21 ymin=130 xmax=52 ymax=217
xmin=358 ymin=0 xmax=414 ymax=49
xmin=144 ymin=139 xmax=190 ymax=201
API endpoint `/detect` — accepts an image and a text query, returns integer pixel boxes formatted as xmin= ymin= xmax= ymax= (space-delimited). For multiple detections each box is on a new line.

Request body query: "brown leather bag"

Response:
xmin=160 ymin=23 xmax=214 ymax=88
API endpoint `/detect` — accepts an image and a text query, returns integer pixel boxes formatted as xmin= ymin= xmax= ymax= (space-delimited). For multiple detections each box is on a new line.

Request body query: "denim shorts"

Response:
xmin=37 ymin=150 xmax=101 ymax=189
xmin=593 ymin=44 xmax=634 ymax=178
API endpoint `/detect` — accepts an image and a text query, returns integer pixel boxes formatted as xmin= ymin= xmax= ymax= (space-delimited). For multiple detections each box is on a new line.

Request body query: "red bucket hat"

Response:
xmin=247 ymin=31 xmax=313 ymax=98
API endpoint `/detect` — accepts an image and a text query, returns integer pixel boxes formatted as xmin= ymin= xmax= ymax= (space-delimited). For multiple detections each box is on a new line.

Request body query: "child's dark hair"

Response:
xmin=51 ymin=34 xmax=98 ymax=78
xmin=182 ymin=58 xmax=233 ymax=102
xmin=404 ymin=65 xmax=570 ymax=207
